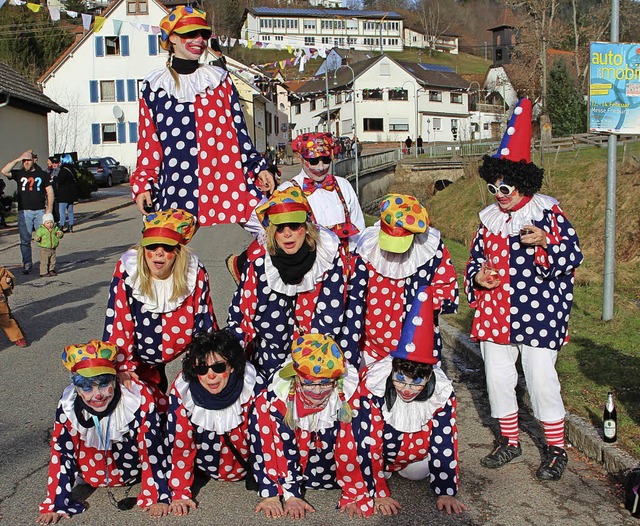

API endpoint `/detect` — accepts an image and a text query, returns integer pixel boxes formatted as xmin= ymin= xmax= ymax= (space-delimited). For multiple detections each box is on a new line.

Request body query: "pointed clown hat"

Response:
xmin=493 ymin=98 xmax=533 ymax=163
xmin=62 ymin=340 xmax=118 ymax=378
xmin=390 ymin=286 xmax=437 ymax=364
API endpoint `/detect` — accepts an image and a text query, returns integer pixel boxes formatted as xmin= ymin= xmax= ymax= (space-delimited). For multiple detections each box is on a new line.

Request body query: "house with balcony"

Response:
xmin=240 ymin=7 xmax=404 ymax=53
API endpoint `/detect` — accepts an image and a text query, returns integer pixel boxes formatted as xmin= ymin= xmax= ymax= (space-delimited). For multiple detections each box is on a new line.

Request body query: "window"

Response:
xmin=287 ymin=19 xmax=298 ymax=29
xmin=335 ymin=92 xmax=342 ymax=104
xmin=347 ymin=37 xmax=357 ymax=46
xmin=362 ymin=89 xmax=383 ymax=100
xmin=95 ymin=35 xmax=129 ymax=57
xmin=363 ymin=118 xmax=383 ymax=131
xmin=100 ymin=80 xmax=115 ymax=102
xmin=322 ymin=37 xmax=330 ymax=44
xmin=433 ymin=117 xmax=442 ymax=130
xmin=275 ymin=35 xmax=283 ymax=41
xmin=274 ymin=18 xmax=286 ymax=29
xmin=260 ymin=18 xmax=272 ymax=28
xmin=388 ymin=89 xmax=408 ymax=101
xmin=310 ymin=99 xmax=317 ymax=111
xmin=304 ymin=36 xmax=315 ymax=46
xmin=347 ymin=19 xmax=358 ymax=30
xmin=334 ymin=38 xmax=344 ymax=47
xmin=304 ymin=19 xmax=316 ymax=30
xmin=389 ymin=118 xmax=409 ymax=131
xmin=127 ymin=0 xmax=147 ymax=14
xmin=105 ymin=36 xmax=120 ymax=56
xmin=262 ymin=35 xmax=271 ymax=41
xmin=429 ymin=90 xmax=442 ymax=102
xmin=483 ymin=123 xmax=489 ymax=130
xmin=321 ymin=20 xmax=332 ymax=30
xmin=102 ymin=123 xmax=117 ymax=143
xmin=380 ymin=63 xmax=390 ymax=76
xmin=294 ymin=104 xmax=301 ymax=114
xmin=451 ymin=92 xmax=463 ymax=104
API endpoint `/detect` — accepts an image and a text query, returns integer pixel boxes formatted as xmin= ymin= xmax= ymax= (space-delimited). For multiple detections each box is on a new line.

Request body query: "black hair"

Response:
xmin=478 ymin=155 xmax=544 ymax=197
xmin=181 ymin=329 xmax=245 ymax=382
xmin=384 ymin=358 xmax=435 ymax=410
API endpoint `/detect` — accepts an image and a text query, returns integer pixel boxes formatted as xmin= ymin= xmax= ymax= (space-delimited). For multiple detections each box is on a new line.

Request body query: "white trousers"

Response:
xmin=480 ymin=341 xmax=565 ymax=422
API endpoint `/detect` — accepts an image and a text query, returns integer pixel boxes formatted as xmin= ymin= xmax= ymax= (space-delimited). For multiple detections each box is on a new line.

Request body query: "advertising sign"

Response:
xmin=589 ymin=41 xmax=640 ymax=134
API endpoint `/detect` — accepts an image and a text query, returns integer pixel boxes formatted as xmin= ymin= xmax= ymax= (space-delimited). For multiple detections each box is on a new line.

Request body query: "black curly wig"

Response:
xmin=478 ymin=154 xmax=544 ymax=197
xmin=181 ymin=330 xmax=245 ymax=383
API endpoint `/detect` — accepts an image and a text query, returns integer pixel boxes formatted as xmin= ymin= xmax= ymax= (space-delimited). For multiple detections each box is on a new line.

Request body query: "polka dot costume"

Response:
xmin=132 ymin=71 xmax=266 ymax=226
xmin=38 ymin=383 xmax=171 ymax=516
xmin=464 ymin=199 xmax=583 ymax=349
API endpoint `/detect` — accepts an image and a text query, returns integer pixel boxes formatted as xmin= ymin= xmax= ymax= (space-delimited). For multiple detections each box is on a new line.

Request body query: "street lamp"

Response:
xmin=325 ymin=67 xmax=331 ymax=134
xmin=334 ymin=64 xmax=359 ymax=197
xmin=402 ymin=80 xmax=418 ymax=148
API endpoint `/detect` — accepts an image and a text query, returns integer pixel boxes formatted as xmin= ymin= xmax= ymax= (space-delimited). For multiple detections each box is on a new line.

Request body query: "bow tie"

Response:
xmin=302 ymin=175 xmax=336 ymax=195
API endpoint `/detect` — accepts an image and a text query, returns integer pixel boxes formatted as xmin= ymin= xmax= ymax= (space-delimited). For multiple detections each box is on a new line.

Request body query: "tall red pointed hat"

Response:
xmin=492 ymin=98 xmax=532 ymax=163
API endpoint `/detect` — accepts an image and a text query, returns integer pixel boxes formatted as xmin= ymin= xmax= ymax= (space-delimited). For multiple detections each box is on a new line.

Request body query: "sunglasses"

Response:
xmin=275 ymin=222 xmax=304 ymax=233
xmin=487 ymin=182 xmax=517 ymax=196
xmin=305 ymin=156 xmax=331 ymax=166
xmin=145 ymin=243 xmax=177 ymax=252
xmin=179 ymin=29 xmax=212 ymax=40
xmin=194 ymin=362 xmax=227 ymax=375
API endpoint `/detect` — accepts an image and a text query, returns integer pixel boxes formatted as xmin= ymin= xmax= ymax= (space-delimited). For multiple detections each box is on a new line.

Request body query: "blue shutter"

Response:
xmin=127 ymin=79 xmax=137 ymax=101
xmin=148 ymin=34 xmax=158 ymax=56
xmin=89 ymin=80 xmax=99 ymax=103
xmin=128 ymin=122 xmax=138 ymax=143
xmin=117 ymin=122 xmax=126 ymax=144
xmin=121 ymin=35 xmax=130 ymax=56
xmin=95 ymin=36 xmax=104 ymax=57
xmin=116 ymin=79 xmax=125 ymax=102
xmin=92 ymin=123 xmax=101 ymax=144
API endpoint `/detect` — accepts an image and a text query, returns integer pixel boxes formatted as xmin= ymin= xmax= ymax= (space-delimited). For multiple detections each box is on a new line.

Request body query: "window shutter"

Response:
xmin=127 ymin=79 xmax=137 ymax=101
xmin=121 ymin=35 xmax=130 ymax=56
xmin=95 ymin=36 xmax=104 ymax=57
xmin=128 ymin=122 xmax=138 ymax=143
xmin=89 ymin=80 xmax=99 ymax=103
xmin=92 ymin=123 xmax=101 ymax=144
xmin=148 ymin=34 xmax=158 ymax=56
xmin=117 ymin=122 xmax=127 ymax=143
xmin=116 ymin=79 xmax=125 ymax=102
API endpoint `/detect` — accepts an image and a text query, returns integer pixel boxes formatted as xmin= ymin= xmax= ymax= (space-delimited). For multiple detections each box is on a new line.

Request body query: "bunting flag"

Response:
xmin=66 ymin=10 xmax=78 ymax=18
xmin=49 ymin=6 xmax=59 ymax=20
xmin=93 ymin=15 xmax=106 ymax=33
xmin=81 ymin=12 xmax=91 ymax=30
xmin=26 ymin=2 xmax=41 ymax=12
xmin=113 ymin=19 xmax=122 ymax=35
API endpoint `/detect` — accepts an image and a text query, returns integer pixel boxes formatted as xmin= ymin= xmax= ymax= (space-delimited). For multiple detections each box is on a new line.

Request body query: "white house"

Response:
xmin=403 ymin=26 xmax=459 ymax=54
xmin=290 ymin=54 xmax=470 ymax=143
xmin=240 ymin=7 xmax=404 ymax=53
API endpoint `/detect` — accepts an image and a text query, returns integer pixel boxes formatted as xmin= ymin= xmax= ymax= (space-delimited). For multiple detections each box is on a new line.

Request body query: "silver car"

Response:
xmin=77 ymin=157 xmax=129 ymax=187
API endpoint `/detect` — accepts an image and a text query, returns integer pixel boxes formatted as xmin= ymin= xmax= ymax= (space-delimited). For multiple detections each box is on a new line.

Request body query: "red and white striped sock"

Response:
xmin=498 ymin=412 xmax=519 ymax=446
xmin=542 ymin=419 xmax=565 ymax=449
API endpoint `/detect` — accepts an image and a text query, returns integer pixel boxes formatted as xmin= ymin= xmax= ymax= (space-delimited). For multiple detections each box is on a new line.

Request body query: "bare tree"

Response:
xmin=415 ymin=0 xmax=452 ymax=56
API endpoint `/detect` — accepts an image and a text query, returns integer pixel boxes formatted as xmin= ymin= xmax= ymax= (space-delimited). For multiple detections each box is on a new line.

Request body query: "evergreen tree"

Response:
xmin=546 ymin=59 xmax=587 ymax=137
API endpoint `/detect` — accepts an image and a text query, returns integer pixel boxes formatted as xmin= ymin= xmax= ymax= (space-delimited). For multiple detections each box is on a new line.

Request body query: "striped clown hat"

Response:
xmin=141 ymin=208 xmax=196 ymax=247
xmin=160 ymin=6 xmax=211 ymax=51
xmin=391 ymin=286 xmax=437 ymax=364
xmin=280 ymin=333 xmax=345 ymax=380
xmin=255 ymin=187 xmax=311 ymax=227
xmin=492 ymin=98 xmax=533 ymax=163
xmin=378 ymin=194 xmax=429 ymax=254
xmin=62 ymin=340 xmax=118 ymax=378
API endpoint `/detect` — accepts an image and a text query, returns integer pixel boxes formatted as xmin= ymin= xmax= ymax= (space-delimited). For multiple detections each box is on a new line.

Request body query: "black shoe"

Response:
xmin=481 ymin=436 xmax=523 ymax=468
xmin=22 ymin=263 xmax=32 ymax=275
xmin=537 ymin=446 xmax=568 ymax=481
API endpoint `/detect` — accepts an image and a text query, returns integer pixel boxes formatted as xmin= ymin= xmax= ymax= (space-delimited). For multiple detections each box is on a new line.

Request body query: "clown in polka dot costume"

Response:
xmin=131 ymin=6 xmax=269 ymax=226
xmin=37 ymin=341 xmax=171 ymax=522
xmin=464 ymin=98 xmax=583 ymax=481
xmin=343 ymin=194 xmax=458 ymax=366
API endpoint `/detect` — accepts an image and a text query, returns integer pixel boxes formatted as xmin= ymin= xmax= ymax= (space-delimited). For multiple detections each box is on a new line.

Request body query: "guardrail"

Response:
xmin=334 ymin=149 xmax=400 ymax=180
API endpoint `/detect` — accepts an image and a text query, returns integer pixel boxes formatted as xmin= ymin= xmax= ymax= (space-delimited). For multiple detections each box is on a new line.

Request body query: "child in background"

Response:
xmin=0 ymin=265 xmax=27 ymax=347
xmin=33 ymin=213 xmax=63 ymax=277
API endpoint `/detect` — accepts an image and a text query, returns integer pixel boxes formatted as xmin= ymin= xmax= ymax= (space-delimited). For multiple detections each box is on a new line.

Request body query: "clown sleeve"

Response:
xmin=534 ymin=206 xmax=584 ymax=278
xmin=427 ymin=393 xmax=459 ymax=497
xmin=226 ymin=262 xmax=259 ymax=350
xmin=464 ymin=225 xmax=487 ymax=308
xmin=338 ymin=256 xmax=368 ymax=367
xmin=429 ymin=243 xmax=459 ymax=314
xmin=38 ymin=405 xmax=87 ymax=516
xmin=131 ymin=88 xmax=162 ymax=201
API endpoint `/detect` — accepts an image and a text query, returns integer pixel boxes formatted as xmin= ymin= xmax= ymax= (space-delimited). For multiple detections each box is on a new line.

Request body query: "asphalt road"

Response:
xmin=0 ymin=200 xmax=636 ymax=526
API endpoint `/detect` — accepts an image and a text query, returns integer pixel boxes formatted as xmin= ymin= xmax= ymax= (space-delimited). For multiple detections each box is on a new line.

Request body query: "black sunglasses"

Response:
xmin=305 ymin=156 xmax=331 ymax=166
xmin=275 ymin=222 xmax=304 ymax=233
xmin=145 ymin=243 xmax=177 ymax=252
xmin=179 ymin=29 xmax=212 ymax=40
xmin=194 ymin=362 xmax=227 ymax=375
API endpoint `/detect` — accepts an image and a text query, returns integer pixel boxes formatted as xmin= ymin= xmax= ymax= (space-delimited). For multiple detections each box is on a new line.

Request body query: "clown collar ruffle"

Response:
xmin=363 ymin=356 xmax=453 ymax=433
xmin=263 ymin=226 xmax=340 ymax=294
xmin=144 ymin=64 xmax=228 ymax=103
xmin=173 ymin=363 xmax=257 ymax=434
xmin=61 ymin=382 xmax=142 ymax=449
xmin=479 ymin=193 xmax=558 ymax=237
xmin=269 ymin=359 xmax=358 ymax=433
xmin=356 ymin=224 xmax=441 ymax=279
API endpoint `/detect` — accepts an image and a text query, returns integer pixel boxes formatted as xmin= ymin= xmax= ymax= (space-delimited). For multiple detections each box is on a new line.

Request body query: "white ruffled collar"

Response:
xmin=172 ymin=363 xmax=257 ymax=434
xmin=144 ymin=64 xmax=228 ymax=103
xmin=269 ymin=360 xmax=359 ymax=433
xmin=61 ymin=382 xmax=142 ymax=449
xmin=122 ymin=249 xmax=199 ymax=313
xmin=479 ymin=194 xmax=558 ymax=237
xmin=264 ymin=227 xmax=340 ymax=294
xmin=356 ymin=224 xmax=441 ymax=279
xmin=363 ymin=356 xmax=453 ymax=433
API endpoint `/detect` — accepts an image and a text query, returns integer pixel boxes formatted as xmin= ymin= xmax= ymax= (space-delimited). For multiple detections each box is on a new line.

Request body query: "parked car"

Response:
xmin=77 ymin=157 xmax=129 ymax=187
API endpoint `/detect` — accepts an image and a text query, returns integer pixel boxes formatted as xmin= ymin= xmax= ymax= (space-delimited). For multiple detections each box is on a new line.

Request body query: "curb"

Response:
xmin=440 ymin=320 xmax=639 ymax=481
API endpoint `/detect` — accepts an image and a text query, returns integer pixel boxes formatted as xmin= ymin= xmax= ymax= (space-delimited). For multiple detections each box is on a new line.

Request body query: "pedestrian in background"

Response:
xmin=404 ymin=136 xmax=413 ymax=154
xmin=33 ymin=213 xmax=63 ymax=277
xmin=464 ymin=99 xmax=583 ymax=482
xmin=56 ymin=154 xmax=79 ymax=233
xmin=0 ymin=265 xmax=27 ymax=348
xmin=417 ymin=135 xmax=424 ymax=154
xmin=46 ymin=156 xmax=61 ymax=225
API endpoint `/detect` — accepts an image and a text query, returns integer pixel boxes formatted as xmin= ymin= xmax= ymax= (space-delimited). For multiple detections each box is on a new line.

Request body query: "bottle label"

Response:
xmin=604 ymin=420 xmax=616 ymax=438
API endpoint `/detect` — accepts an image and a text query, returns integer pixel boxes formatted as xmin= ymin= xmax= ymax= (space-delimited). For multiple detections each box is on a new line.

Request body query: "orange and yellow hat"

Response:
xmin=256 ymin=187 xmax=311 ymax=227
xmin=141 ymin=208 xmax=196 ymax=247
xmin=280 ymin=333 xmax=345 ymax=380
xmin=62 ymin=340 xmax=118 ymax=378
xmin=160 ymin=6 xmax=211 ymax=51
xmin=291 ymin=133 xmax=333 ymax=159
xmin=378 ymin=194 xmax=429 ymax=254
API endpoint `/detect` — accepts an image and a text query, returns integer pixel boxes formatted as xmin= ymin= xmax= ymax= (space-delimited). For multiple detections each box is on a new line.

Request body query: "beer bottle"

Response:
xmin=603 ymin=392 xmax=617 ymax=443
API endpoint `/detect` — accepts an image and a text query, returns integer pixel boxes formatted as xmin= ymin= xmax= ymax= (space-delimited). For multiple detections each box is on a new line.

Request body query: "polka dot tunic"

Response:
xmin=38 ymin=383 xmax=170 ymax=516
xmin=132 ymin=66 xmax=266 ymax=226
xmin=464 ymin=195 xmax=583 ymax=349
